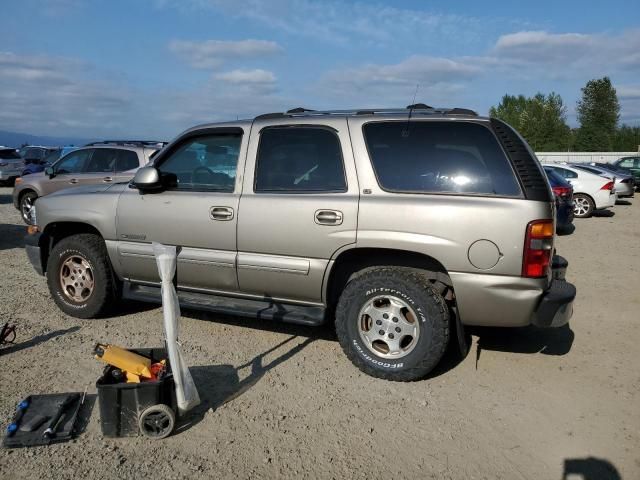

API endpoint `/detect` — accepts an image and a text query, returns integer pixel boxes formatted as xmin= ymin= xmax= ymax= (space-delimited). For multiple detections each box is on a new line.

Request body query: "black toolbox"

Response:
xmin=96 ymin=347 xmax=176 ymax=437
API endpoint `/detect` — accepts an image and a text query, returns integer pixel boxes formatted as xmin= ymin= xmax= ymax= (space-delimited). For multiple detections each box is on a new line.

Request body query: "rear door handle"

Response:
xmin=69 ymin=178 xmax=78 ymax=184
xmin=103 ymin=176 xmax=113 ymax=182
xmin=210 ymin=206 xmax=234 ymax=221
xmin=315 ymin=209 xmax=343 ymax=225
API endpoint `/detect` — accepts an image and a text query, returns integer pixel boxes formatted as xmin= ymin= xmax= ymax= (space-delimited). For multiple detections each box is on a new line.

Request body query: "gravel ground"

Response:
xmin=0 ymin=186 xmax=638 ymax=479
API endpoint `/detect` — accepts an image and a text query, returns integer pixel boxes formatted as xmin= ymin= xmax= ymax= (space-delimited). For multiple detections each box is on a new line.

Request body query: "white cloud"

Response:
xmin=618 ymin=85 xmax=640 ymax=100
xmin=0 ymin=51 xmax=132 ymax=136
xmin=492 ymin=30 xmax=640 ymax=71
xmin=169 ymin=39 xmax=281 ymax=69
xmin=155 ymin=0 xmax=503 ymax=46
xmin=214 ymin=68 xmax=276 ymax=84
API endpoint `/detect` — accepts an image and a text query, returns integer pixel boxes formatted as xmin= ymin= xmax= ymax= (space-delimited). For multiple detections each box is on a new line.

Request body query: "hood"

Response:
xmin=47 ymin=182 xmax=128 ymax=198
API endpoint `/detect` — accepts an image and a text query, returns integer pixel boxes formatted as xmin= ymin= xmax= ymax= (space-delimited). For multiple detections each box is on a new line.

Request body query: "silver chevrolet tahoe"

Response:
xmin=24 ymin=106 xmax=576 ymax=381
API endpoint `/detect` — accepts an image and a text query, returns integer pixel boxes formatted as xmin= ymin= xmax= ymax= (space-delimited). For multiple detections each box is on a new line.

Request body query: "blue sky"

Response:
xmin=1 ymin=0 xmax=639 ymax=139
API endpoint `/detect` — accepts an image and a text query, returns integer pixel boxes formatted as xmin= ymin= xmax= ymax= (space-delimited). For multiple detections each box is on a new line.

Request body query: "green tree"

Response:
xmin=612 ymin=124 xmax=640 ymax=151
xmin=574 ymin=77 xmax=620 ymax=151
xmin=490 ymin=92 xmax=571 ymax=150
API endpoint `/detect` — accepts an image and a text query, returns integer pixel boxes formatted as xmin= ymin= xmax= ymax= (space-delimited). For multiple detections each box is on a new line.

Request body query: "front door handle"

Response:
xmin=69 ymin=178 xmax=78 ymax=184
xmin=103 ymin=176 xmax=113 ymax=182
xmin=315 ymin=209 xmax=343 ymax=225
xmin=210 ymin=206 xmax=234 ymax=221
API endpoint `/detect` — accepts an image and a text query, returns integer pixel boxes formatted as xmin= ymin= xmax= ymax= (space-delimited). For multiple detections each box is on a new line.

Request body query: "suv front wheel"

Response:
xmin=46 ymin=233 xmax=117 ymax=318
xmin=335 ymin=267 xmax=449 ymax=381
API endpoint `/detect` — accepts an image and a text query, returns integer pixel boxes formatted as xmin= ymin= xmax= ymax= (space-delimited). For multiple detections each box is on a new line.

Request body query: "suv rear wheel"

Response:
xmin=46 ymin=234 xmax=116 ymax=318
xmin=335 ymin=267 xmax=449 ymax=381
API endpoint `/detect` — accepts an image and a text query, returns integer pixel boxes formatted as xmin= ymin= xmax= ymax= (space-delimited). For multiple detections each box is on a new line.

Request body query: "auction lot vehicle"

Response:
xmin=614 ymin=156 xmax=640 ymax=189
xmin=0 ymin=147 xmax=24 ymax=186
xmin=13 ymin=142 xmax=161 ymax=224
xmin=543 ymin=167 xmax=574 ymax=233
xmin=24 ymin=106 xmax=576 ymax=381
xmin=544 ymin=164 xmax=617 ymax=218
xmin=571 ymin=163 xmax=635 ymax=198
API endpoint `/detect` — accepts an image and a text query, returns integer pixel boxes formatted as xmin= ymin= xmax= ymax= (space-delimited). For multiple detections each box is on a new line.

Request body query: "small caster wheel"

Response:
xmin=139 ymin=404 xmax=175 ymax=439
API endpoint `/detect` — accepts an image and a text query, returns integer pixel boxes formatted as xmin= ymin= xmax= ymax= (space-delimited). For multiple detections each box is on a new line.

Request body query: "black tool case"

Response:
xmin=96 ymin=347 xmax=176 ymax=437
xmin=3 ymin=393 xmax=83 ymax=448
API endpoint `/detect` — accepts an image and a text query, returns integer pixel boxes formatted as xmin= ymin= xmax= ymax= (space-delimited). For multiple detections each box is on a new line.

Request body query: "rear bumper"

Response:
xmin=531 ymin=279 xmax=575 ymax=327
xmin=24 ymin=232 xmax=44 ymax=276
xmin=451 ymin=254 xmax=575 ymax=328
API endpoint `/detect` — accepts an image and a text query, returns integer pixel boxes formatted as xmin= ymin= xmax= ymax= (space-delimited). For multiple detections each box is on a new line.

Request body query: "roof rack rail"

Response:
xmin=447 ymin=108 xmax=478 ymax=116
xmin=406 ymin=103 xmax=433 ymax=109
xmin=84 ymin=140 xmax=167 ymax=147
xmin=254 ymin=106 xmax=480 ymax=120
xmin=286 ymin=107 xmax=315 ymax=114
xmin=254 ymin=112 xmax=287 ymax=120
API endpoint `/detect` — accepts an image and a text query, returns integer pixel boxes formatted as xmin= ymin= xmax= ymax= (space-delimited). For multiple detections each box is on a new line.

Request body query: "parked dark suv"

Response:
xmin=24 ymin=106 xmax=576 ymax=381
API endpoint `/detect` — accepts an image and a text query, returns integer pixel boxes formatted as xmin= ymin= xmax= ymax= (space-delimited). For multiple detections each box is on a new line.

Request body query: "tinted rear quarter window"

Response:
xmin=255 ymin=127 xmax=346 ymax=193
xmin=116 ymin=150 xmax=140 ymax=171
xmin=363 ymin=121 xmax=521 ymax=196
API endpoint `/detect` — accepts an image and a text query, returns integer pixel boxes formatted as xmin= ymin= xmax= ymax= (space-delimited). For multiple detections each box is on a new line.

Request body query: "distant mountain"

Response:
xmin=0 ymin=129 xmax=94 ymax=148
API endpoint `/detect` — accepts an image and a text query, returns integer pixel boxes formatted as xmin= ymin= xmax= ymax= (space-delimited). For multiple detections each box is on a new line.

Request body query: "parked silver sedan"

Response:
xmin=571 ymin=163 xmax=635 ymax=198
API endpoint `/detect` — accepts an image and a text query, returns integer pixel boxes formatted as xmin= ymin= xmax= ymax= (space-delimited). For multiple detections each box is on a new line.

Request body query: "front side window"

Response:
xmin=618 ymin=158 xmax=634 ymax=168
xmin=255 ymin=127 xmax=346 ymax=193
xmin=159 ymin=134 xmax=241 ymax=192
xmin=363 ymin=121 xmax=521 ymax=196
xmin=54 ymin=149 xmax=91 ymax=174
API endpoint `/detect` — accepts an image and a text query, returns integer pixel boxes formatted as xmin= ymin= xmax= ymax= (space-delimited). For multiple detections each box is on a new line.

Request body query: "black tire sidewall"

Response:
xmin=20 ymin=192 xmax=37 ymax=223
xmin=337 ymin=270 xmax=448 ymax=377
xmin=574 ymin=194 xmax=594 ymax=218
xmin=47 ymin=236 xmax=110 ymax=318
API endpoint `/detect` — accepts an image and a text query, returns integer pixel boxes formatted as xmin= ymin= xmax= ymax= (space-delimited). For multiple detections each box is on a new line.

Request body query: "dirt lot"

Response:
xmin=0 ymin=186 xmax=638 ymax=479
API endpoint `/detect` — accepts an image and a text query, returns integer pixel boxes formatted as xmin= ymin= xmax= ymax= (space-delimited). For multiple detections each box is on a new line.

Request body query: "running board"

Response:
xmin=123 ymin=282 xmax=327 ymax=326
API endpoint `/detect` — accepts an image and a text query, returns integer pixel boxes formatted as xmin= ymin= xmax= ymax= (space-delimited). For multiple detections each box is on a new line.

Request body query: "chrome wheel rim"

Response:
xmin=21 ymin=196 xmax=34 ymax=223
xmin=59 ymin=255 xmax=95 ymax=303
xmin=357 ymin=295 xmax=420 ymax=359
xmin=574 ymin=197 xmax=589 ymax=216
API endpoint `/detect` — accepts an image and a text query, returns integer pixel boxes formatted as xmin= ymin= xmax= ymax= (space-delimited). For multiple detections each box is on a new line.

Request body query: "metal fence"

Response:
xmin=536 ymin=152 xmax=638 ymax=164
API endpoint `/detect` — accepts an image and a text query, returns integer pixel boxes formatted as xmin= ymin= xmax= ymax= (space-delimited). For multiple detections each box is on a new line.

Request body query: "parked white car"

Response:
xmin=544 ymin=164 xmax=616 ymax=218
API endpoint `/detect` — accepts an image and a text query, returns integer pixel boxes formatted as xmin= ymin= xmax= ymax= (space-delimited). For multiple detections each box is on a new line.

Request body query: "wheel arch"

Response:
xmin=39 ymin=222 xmax=104 ymax=274
xmin=324 ymin=247 xmax=454 ymax=309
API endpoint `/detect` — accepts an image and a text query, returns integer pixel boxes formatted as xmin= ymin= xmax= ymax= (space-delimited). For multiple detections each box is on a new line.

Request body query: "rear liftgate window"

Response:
xmin=363 ymin=121 xmax=522 ymax=196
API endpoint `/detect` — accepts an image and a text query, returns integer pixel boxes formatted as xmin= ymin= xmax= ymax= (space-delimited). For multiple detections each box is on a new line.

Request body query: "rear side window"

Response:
xmin=255 ymin=127 xmax=346 ymax=193
xmin=363 ymin=121 xmax=521 ymax=196
xmin=551 ymin=167 xmax=578 ymax=179
xmin=116 ymin=150 xmax=139 ymax=171
xmin=85 ymin=148 xmax=118 ymax=173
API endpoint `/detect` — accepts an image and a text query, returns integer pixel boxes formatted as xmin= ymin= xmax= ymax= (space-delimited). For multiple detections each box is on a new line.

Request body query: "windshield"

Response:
xmin=0 ymin=149 xmax=21 ymax=160
xmin=42 ymin=149 xmax=62 ymax=164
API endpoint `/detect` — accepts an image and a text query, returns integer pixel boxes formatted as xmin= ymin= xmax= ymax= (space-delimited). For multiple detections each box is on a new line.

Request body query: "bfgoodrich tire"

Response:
xmin=46 ymin=234 xmax=116 ymax=318
xmin=335 ymin=267 xmax=449 ymax=381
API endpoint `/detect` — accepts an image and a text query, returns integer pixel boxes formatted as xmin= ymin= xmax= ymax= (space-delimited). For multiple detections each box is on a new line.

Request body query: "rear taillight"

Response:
xmin=600 ymin=181 xmax=614 ymax=191
xmin=522 ymin=220 xmax=554 ymax=278
xmin=552 ymin=185 xmax=572 ymax=198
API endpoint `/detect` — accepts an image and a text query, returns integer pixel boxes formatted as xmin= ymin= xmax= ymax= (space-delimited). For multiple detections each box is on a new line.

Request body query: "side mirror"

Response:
xmin=45 ymin=166 xmax=55 ymax=178
xmin=131 ymin=166 xmax=163 ymax=191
